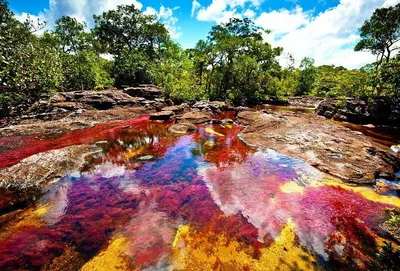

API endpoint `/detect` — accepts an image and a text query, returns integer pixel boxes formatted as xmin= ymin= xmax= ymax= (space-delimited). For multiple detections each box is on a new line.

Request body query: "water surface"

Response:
xmin=0 ymin=115 xmax=399 ymax=271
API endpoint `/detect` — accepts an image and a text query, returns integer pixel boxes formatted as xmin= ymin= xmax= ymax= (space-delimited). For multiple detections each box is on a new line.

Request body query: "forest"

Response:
xmin=0 ymin=0 xmax=399 ymax=114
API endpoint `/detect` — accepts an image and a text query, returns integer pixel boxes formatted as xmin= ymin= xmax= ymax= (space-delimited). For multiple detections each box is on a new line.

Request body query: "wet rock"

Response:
xmin=168 ymin=123 xmax=198 ymax=134
xmin=149 ymin=111 xmax=175 ymax=121
xmin=136 ymin=155 xmax=155 ymax=161
xmin=0 ymin=145 xmax=99 ymax=191
xmin=0 ymin=145 xmax=99 ymax=212
xmin=124 ymin=84 xmax=163 ymax=100
xmin=239 ymin=110 xmax=400 ymax=184
xmin=176 ymin=111 xmax=214 ymax=124
xmin=221 ymin=119 xmax=234 ymax=124
xmin=236 ymin=111 xmax=284 ymax=128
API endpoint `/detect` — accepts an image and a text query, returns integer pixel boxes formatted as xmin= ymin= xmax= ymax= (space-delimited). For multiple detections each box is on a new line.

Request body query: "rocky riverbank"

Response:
xmin=0 ymin=88 xmax=399 ymax=218
xmin=316 ymin=97 xmax=400 ymax=127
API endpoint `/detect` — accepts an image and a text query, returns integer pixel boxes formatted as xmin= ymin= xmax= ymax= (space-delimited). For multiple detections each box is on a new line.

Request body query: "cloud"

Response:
xmin=15 ymin=0 xmax=143 ymax=30
xmin=243 ymin=9 xmax=256 ymax=18
xmin=256 ymin=0 xmax=400 ymax=69
xmin=14 ymin=0 xmax=181 ymax=40
xmin=144 ymin=5 xmax=182 ymax=38
xmin=255 ymin=6 xmax=311 ymax=35
xmin=195 ymin=0 xmax=263 ymax=22
xmin=191 ymin=0 xmax=202 ymax=17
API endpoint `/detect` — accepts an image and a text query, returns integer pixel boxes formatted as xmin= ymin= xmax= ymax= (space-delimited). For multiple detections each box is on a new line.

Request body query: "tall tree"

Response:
xmin=93 ymin=4 xmax=170 ymax=86
xmin=355 ymin=3 xmax=400 ymax=67
xmin=297 ymin=57 xmax=316 ymax=96
xmin=93 ymin=5 xmax=169 ymax=57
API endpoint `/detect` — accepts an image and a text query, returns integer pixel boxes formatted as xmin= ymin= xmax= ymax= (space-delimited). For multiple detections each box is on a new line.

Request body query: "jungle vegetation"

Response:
xmin=0 ymin=0 xmax=399 ymax=112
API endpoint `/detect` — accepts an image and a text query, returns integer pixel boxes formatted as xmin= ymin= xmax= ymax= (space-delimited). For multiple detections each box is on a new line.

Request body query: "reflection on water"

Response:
xmin=0 ymin=115 xmax=399 ymax=270
xmin=332 ymin=120 xmax=400 ymax=147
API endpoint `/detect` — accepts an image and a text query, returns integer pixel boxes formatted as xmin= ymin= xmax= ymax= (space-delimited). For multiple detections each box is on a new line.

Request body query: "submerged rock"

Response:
xmin=238 ymin=110 xmax=400 ymax=184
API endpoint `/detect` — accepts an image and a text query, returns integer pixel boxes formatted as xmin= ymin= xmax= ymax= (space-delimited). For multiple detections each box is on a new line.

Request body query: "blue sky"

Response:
xmin=8 ymin=0 xmax=399 ymax=68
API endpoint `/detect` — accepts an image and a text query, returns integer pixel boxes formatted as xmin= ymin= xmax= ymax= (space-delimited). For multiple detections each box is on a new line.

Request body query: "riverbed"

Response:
xmin=0 ymin=113 xmax=399 ymax=270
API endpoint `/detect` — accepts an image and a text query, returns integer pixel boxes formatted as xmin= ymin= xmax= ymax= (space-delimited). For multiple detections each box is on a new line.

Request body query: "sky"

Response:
xmin=8 ymin=0 xmax=400 ymax=69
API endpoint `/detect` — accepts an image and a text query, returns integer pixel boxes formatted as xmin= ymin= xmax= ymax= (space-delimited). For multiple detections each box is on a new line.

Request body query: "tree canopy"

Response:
xmin=0 ymin=0 xmax=399 ymax=116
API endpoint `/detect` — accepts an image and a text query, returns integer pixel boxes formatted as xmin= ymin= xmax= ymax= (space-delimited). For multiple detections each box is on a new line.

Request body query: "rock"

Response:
xmin=221 ymin=118 xmax=234 ymax=124
xmin=192 ymin=101 xmax=233 ymax=114
xmin=0 ymin=145 xmax=99 ymax=212
xmin=286 ymin=96 xmax=324 ymax=108
xmin=149 ymin=111 xmax=175 ymax=121
xmin=0 ymin=145 xmax=98 ymax=191
xmin=317 ymin=97 xmax=400 ymax=127
xmin=136 ymin=155 xmax=155 ymax=161
xmin=176 ymin=111 xmax=214 ymax=124
xmin=52 ymin=102 xmax=93 ymax=111
xmin=168 ymin=123 xmax=198 ymax=134
xmin=162 ymin=104 xmax=189 ymax=114
xmin=239 ymin=110 xmax=400 ymax=184
xmin=124 ymin=84 xmax=163 ymax=100
xmin=235 ymin=106 xmax=256 ymax=112
xmin=391 ymin=145 xmax=400 ymax=153
xmin=237 ymin=111 xmax=264 ymax=125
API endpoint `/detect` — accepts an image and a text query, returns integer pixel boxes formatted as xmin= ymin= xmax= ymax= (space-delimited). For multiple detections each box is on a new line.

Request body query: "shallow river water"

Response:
xmin=0 ymin=115 xmax=399 ymax=270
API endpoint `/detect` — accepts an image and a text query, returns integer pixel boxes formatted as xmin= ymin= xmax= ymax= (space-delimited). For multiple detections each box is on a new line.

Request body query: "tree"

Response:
xmin=192 ymin=18 xmax=282 ymax=105
xmin=355 ymin=4 xmax=400 ymax=67
xmin=355 ymin=4 xmax=400 ymax=97
xmin=45 ymin=16 xmax=113 ymax=90
xmin=93 ymin=5 xmax=168 ymax=57
xmin=296 ymin=57 xmax=316 ymax=96
xmin=53 ymin=16 xmax=93 ymax=54
xmin=93 ymin=4 xmax=170 ymax=86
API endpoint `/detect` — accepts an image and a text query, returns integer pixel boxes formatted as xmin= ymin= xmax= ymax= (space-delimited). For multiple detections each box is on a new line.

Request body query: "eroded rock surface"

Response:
xmin=317 ymin=97 xmax=400 ymax=127
xmin=0 ymin=145 xmax=99 ymax=191
xmin=124 ymin=84 xmax=163 ymax=100
xmin=176 ymin=111 xmax=214 ymax=124
xmin=149 ymin=111 xmax=175 ymax=121
xmin=0 ymin=144 xmax=100 ymax=213
xmin=238 ymin=111 xmax=399 ymax=184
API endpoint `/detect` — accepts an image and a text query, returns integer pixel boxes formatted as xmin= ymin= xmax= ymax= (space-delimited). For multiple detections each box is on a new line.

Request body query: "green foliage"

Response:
xmin=93 ymin=4 xmax=168 ymax=56
xmin=154 ymin=41 xmax=204 ymax=103
xmin=48 ymin=16 xmax=114 ymax=90
xmin=93 ymin=4 xmax=170 ymax=87
xmin=296 ymin=57 xmax=316 ymax=96
xmin=188 ymin=18 xmax=282 ymax=105
xmin=1 ymin=0 xmax=399 ymax=116
xmin=312 ymin=65 xmax=370 ymax=98
xmin=355 ymin=3 xmax=400 ymax=64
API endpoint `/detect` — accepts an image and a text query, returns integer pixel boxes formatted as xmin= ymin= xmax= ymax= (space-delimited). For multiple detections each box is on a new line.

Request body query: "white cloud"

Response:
xmin=257 ymin=0 xmax=400 ymax=69
xmin=144 ymin=5 xmax=182 ymax=38
xmin=195 ymin=0 xmax=263 ymax=22
xmin=14 ymin=0 xmax=182 ymax=40
xmin=255 ymin=6 xmax=311 ymax=35
xmin=191 ymin=0 xmax=202 ymax=17
xmin=15 ymin=0 xmax=143 ymax=31
xmin=243 ymin=9 xmax=256 ymax=18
